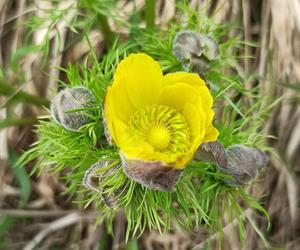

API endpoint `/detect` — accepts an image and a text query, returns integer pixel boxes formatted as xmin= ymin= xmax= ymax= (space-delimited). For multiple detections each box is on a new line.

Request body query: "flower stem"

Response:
xmin=145 ymin=0 xmax=155 ymax=30
xmin=0 ymin=80 xmax=49 ymax=107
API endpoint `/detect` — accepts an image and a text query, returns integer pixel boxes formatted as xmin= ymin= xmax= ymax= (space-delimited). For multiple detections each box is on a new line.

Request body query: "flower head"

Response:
xmin=104 ymin=53 xmax=218 ymax=169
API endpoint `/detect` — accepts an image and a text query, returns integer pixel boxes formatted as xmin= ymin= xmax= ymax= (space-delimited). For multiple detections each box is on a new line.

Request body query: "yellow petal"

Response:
xmin=203 ymin=126 xmax=219 ymax=142
xmin=109 ymin=82 xmax=135 ymax=122
xmin=163 ymin=72 xmax=206 ymax=87
xmin=203 ymin=109 xmax=219 ymax=141
xmin=122 ymin=143 xmax=179 ymax=165
xmin=158 ymin=83 xmax=200 ymax=112
xmin=205 ymin=109 xmax=215 ymax=126
xmin=196 ymin=85 xmax=213 ymax=109
xmin=113 ymin=53 xmax=163 ymax=111
xmin=182 ymin=102 xmax=206 ymax=143
xmin=163 ymin=72 xmax=213 ymax=109
xmin=104 ymin=86 xmax=117 ymax=142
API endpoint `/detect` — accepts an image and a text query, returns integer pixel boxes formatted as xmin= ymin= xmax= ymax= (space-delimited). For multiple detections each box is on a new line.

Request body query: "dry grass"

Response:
xmin=0 ymin=0 xmax=299 ymax=249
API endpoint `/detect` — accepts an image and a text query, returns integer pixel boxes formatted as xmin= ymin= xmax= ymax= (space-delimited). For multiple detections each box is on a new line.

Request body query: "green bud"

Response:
xmin=51 ymin=87 xmax=95 ymax=131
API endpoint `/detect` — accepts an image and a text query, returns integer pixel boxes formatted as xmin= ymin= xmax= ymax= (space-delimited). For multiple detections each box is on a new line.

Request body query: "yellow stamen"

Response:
xmin=129 ymin=105 xmax=191 ymax=154
xmin=148 ymin=126 xmax=171 ymax=150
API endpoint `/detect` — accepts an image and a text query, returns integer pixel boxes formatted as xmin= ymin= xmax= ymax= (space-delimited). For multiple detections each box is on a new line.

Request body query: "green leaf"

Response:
xmin=8 ymin=150 xmax=31 ymax=206
xmin=0 ymin=216 xmax=16 ymax=248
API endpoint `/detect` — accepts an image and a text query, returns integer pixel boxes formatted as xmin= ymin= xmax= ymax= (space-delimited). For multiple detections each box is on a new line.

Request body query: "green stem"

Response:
xmin=0 ymin=117 xmax=37 ymax=130
xmin=0 ymin=80 xmax=49 ymax=107
xmin=97 ymin=13 xmax=115 ymax=46
xmin=145 ymin=0 xmax=155 ymax=30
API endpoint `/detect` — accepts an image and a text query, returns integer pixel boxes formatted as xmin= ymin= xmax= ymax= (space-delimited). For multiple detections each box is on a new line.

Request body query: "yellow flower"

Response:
xmin=104 ymin=53 xmax=218 ymax=169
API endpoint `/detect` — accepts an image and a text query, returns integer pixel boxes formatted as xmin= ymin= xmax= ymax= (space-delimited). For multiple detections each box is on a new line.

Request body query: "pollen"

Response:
xmin=147 ymin=126 xmax=171 ymax=150
xmin=129 ymin=105 xmax=191 ymax=154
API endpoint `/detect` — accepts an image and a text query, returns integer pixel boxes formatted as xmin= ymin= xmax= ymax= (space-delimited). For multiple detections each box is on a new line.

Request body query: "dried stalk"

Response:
xmin=23 ymin=212 xmax=96 ymax=250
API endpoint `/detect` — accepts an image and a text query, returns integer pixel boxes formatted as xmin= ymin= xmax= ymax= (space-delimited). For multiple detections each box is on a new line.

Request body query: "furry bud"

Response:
xmin=51 ymin=87 xmax=95 ymax=131
xmin=83 ymin=160 xmax=121 ymax=209
xmin=173 ymin=30 xmax=220 ymax=73
xmin=223 ymin=145 xmax=268 ymax=185
xmin=197 ymin=141 xmax=268 ymax=186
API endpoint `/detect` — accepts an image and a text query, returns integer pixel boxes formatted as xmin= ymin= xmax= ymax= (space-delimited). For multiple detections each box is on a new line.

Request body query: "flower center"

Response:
xmin=147 ymin=126 xmax=171 ymax=150
xmin=129 ymin=105 xmax=191 ymax=154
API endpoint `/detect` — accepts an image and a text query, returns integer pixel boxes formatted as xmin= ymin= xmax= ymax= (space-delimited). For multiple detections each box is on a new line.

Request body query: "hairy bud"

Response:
xmin=51 ymin=87 xmax=95 ymax=131
xmin=197 ymin=141 xmax=268 ymax=185
xmin=173 ymin=30 xmax=220 ymax=73
xmin=83 ymin=160 xmax=121 ymax=209
xmin=223 ymin=145 xmax=268 ymax=185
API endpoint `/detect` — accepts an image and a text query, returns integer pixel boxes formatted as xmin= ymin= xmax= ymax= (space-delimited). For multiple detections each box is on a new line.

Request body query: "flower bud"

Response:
xmin=83 ymin=160 xmax=121 ymax=209
xmin=223 ymin=145 xmax=268 ymax=185
xmin=51 ymin=87 xmax=95 ymax=131
xmin=173 ymin=30 xmax=220 ymax=73
xmin=197 ymin=141 xmax=268 ymax=185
